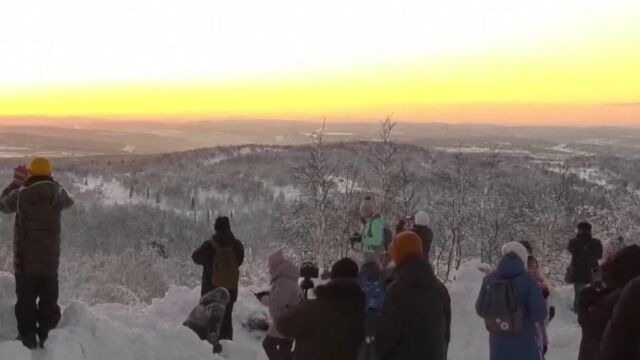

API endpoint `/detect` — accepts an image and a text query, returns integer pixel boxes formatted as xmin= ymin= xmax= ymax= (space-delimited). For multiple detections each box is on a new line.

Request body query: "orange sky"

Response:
xmin=0 ymin=0 xmax=639 ymax=126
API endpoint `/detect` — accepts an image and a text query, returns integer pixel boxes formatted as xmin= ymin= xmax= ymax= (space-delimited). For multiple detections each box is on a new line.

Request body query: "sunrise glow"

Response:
xmin=0 ymin=0 xmax=639 ymax=125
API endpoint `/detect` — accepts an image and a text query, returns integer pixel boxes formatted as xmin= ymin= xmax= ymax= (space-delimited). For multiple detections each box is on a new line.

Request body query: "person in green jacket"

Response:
xmin=360 ymin=196 xmax=386 ymax=263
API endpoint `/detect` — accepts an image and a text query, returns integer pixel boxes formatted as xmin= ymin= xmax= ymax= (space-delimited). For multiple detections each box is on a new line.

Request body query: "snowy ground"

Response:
xmin=0 ymin=261 xmax=581 ymax=360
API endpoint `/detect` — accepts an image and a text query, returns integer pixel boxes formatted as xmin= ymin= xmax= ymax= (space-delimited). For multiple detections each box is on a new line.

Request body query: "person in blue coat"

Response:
xmin=476 ymin=242 xmax=548 ymax=360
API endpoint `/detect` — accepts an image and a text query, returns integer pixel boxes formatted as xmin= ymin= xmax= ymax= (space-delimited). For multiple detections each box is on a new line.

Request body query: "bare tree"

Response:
xmin=369 ymin=115 xmax=398 ymax=219
xmin=395 ymin=161 xmax=420 ymax=219
xmin=291 ymin=120 xmax=338 ymax=267
xmin=335 ymin=163 xmax=363 ymax=258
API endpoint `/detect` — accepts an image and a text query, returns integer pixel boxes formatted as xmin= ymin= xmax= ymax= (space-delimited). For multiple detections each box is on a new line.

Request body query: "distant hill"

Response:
xmin=1 ymin=117 xmax=640 ymax=157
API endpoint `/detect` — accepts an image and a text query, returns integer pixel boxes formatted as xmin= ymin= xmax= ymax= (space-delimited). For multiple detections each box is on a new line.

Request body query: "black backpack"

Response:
xmin=478 ymin=276 xmax=525 ymax=334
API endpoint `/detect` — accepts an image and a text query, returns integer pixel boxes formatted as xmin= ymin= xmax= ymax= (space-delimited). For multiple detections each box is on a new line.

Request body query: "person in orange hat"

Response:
xmin=377 ymin=231 xmax=451 ymax=360
xmin=0 ymin=157 xmax=74 ymax=349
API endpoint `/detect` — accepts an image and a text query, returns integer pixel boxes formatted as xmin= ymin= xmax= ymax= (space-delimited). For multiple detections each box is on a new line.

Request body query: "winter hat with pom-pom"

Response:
xmin=414 ymin=211 xmax=430 ymax=227
xmin=389 ymin=231 xmax=423 ymax=265
xmin=502 ymin=241 xmax=529 ymax=266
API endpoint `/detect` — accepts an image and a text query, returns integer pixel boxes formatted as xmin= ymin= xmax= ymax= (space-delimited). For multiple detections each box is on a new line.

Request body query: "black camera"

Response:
xmin=300 ymin=261 xmax=320 ymax=279
xmin=300 ymin=261 xmax=319 ymax=299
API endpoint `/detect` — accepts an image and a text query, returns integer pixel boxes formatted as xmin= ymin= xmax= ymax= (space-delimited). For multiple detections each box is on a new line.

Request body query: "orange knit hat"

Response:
xmin=389 ymin=231 xmax=423 ymax=264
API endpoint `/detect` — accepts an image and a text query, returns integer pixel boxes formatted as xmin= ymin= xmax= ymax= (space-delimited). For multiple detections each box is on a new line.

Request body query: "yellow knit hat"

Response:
xmin=389 ymin=231 xmax=424 ymax=265
xmin=28 ymin=157 xmax=52 ymax=177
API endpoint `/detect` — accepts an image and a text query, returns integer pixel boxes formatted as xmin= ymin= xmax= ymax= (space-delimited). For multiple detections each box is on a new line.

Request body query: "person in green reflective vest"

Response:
xmin=360 ymin=196 xmax=385 ymax=263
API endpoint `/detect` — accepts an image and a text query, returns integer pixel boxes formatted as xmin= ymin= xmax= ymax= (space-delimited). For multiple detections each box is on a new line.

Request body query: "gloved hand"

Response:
xmin=255 ymin=291 xmax=270 ymax=302
xmin=549 ymin=306 xmax=556 ymax=322
xmin=12 ymin=165 xmax=28 ymax=187
xmin=349 ymin=233 xmax=362 ymax=245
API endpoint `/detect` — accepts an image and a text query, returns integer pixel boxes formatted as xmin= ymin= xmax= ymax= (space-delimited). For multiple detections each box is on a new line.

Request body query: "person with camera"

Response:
xmin=377 ymin=232 xmax=451 ymax=360
xmin=359 ymin=196 xmax=387 ymax=263
xmin=276 ymin=257 xmax=365 ymax=360
xmin=0 ymin=158 xmax=74 ymax=349
xmin=256 ymin=249 xmax=301 ymax=360
xmin=566 ymin=222 xmax=602 ymax=311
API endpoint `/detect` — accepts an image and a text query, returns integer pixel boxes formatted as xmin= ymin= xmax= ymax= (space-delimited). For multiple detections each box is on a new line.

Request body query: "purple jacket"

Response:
xmin=262 ymin=250 xmax=301 ymax=338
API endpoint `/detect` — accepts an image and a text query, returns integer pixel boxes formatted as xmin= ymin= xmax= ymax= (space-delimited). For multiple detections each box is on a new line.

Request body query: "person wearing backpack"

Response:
xmin=192 ymin=216 xmax=244 ymax=341
xmin=377 ymin=232 xmax=451 ymax=360
xmin=0 ymin=158 xmax=74 ymax=349
xmin=258 ymin=249 xmax=301 ymax=360
xmin=476 ymin=241 xmax=547 ymax=360
xmin=358 ymin=261 xmax=385 ymax=360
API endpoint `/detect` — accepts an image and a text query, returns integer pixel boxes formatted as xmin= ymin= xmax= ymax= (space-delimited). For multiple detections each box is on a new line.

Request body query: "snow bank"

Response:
xmin=0 ymin=262 xmax=582 ymax=360
xmin=0 ymin=274 xmax=241 ymax=360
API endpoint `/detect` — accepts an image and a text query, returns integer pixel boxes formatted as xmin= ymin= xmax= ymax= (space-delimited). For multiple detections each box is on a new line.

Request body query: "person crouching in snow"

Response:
xmin=258 ymin=250 xmax=301 ymax=360
xmin=476 ymin=242 xmax=547 ymax=360
xmin=377 ymin=231 xmax=451 ymax=360
xmin=0 ymin=158 xmax=74 ymax=349
xmin=184 ymin=287 xmax=230 ymax=354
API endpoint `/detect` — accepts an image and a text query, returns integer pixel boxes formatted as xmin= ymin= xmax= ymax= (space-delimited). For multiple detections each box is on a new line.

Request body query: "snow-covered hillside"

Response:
xmin=0 ymin=261 xmax=581 ymax=360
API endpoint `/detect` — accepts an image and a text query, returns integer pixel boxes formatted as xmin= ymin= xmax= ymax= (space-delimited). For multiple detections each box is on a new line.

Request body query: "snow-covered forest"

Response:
xmin=1 ymin=121 xmax=640 ymax=359
xmin=2 ymin=120 xmax=640 ymax=306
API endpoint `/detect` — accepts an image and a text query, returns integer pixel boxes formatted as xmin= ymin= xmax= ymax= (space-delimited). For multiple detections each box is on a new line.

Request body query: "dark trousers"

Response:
xmin=263 ymin=335 xmax=293 ymax=360
xmin=574 ymin=282 xmax=587 ymax=311
xmin=15 ymin=274 xmax=61 ymax=344
xmin=219 ymin=288 xmax=238 ymax=340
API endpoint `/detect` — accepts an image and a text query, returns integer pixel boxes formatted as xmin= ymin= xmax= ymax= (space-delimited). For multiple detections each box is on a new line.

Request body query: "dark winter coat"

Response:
xmin=411 ymin=225 xmax=434 ymax=258
xmin=577 ymin=244 xmax=640 ymax=360
xmin=377 ymin=256 xmax=451 ymax=360
xmin=601 ymin=277 xmax=640 ymax=360
xmin=568 ymin=234 xmax=603 ymax=284
xmin=0 ymin=177 xmax=74 ymax=275
xmin=476 ymin=253 xmax=547 ymax=360
xmin=276 ymin=278 xmax=365 ymax=360
xmin=192 ymin=230 xmax=245 ymax=296
xmin=183 ymin=288 xmax=230 ymax=341
xmin=576 ymin=286 xmax=620 ymax=360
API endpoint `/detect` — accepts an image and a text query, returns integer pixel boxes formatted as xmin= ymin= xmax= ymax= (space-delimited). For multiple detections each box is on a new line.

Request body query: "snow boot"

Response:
xmin=38 ymin=332 xmax=48 ymax=348
xmin=19 ymin=333 xmax=38 ymax=349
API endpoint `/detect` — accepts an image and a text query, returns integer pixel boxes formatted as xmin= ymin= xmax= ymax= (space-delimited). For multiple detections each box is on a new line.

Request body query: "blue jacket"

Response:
xmin=476 ymin=253 xmax=547 ymax=360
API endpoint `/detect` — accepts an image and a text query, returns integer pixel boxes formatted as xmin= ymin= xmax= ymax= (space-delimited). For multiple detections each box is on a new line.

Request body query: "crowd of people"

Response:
xmin=1 ymin=157 xmax=639 ymax=360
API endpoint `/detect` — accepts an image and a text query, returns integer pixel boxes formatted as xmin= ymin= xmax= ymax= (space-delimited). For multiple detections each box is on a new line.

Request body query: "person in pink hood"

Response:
xmin=259 ymin=250 xmax=302 ymax=360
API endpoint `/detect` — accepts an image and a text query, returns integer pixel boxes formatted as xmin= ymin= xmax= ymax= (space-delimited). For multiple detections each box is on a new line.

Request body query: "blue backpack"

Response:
xmin=478 ymin=276 xmax=525 ymax=334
